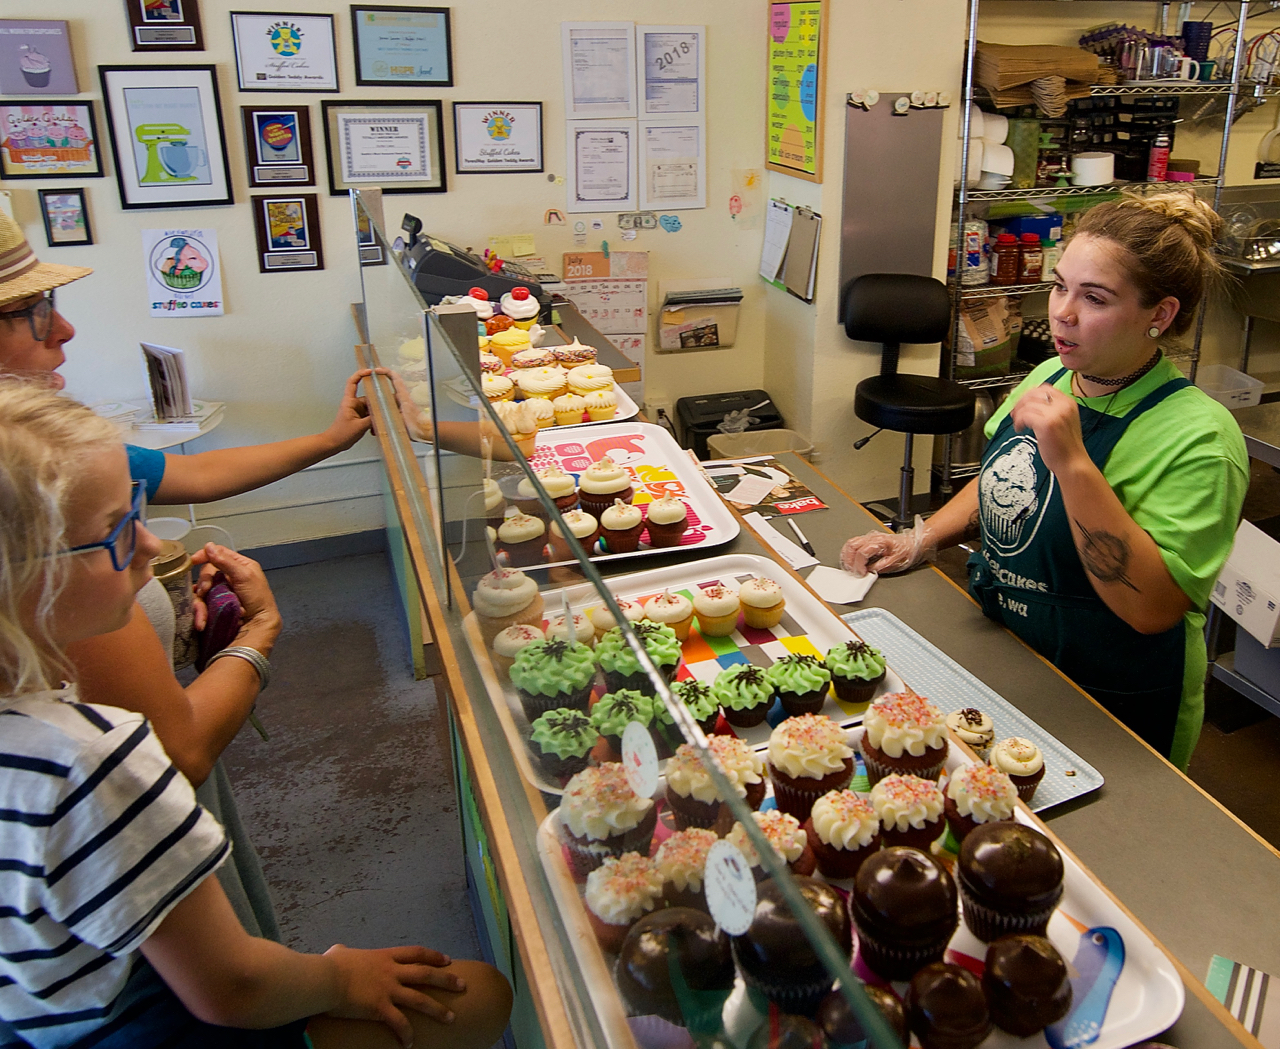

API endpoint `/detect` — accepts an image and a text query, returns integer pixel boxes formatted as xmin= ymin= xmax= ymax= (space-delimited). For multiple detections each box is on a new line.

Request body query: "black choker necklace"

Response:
xmin=1080 ymin=350 xmax=1162 ymax=389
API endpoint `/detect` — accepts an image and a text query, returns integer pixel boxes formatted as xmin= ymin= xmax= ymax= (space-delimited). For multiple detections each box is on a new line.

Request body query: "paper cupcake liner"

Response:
xmin=665 ymin=787 xmax=726 ymax=832
xmin=604 ymin=666 xmax=677 ymax=697
xmin=1010 ymin=767 xmax=1046 ymax=803
xmin=694 ymin=610 xmax=739 ymax=637
xmin=733 ymin=943 xmax=834 ymax=1018
xmin=534 ymin=747 xmax=592 ymax=782
xmin=722 ymin=702 xmax=770 ymax=728
xmin=645 ymin=518 xmax=688 ymax=548
xmin=804 ymin=821 xmax=881 ymax=881
xmin=854 ymin=922 xmax=952 ymax=982
xmin=779 ymin=688 xmax=829 ymax=718
xmin=741 ymin=602 xmax=785 ymax=630
xmin=601 ymin=523 xmax=644 ymax=554
xmin=517 ymin=683 xmax=592 ymax=723
xmin=859 ymin=741 xmax=947 ymax=787
xmin=579 ymin=488 xmax=634 ymax=518
xmin=959 ymin=887 xmax=1062 ymax=942
xmin=831 ymin=670 xmax=885 ymax=706
xmin=476 ymin=593 xmax=545 ymax=646
xmin=881 ymin=820 xmax=946 ymax=852
xmin=502 ymin=538 xmax=548 ymax=568
xmin=770 ymin=764 xmax=853 ymax=823
xmin=565 ymin=807 xmax=658 ymax=879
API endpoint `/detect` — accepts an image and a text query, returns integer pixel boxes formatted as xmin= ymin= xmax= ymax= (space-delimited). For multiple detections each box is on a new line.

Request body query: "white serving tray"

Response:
xmin=442 ymin=376 xmax=641 ymax=427
xmin=470 ymin=553 xmax=894 ymax=795
xmin=535 ymin=731 xmax=1184 ymax=1049
xmin=516 ymin=422 xmax=740 ymax=569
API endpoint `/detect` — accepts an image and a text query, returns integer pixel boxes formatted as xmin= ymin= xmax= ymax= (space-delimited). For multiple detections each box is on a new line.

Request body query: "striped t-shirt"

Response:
xmin=0 ymin=688 xmax=227 ymax=1048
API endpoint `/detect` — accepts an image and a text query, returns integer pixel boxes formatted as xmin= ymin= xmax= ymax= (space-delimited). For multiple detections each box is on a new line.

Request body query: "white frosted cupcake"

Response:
xmin=516 ymin=366 xmax=568 ymax=400
xmin=767 ymin=713 xmax=855 ymax=823
xmin=482 ymin=373 xmax=515 ymax=402
xmin=600 ymin=499 xmax=644 ymax=553
xmin=870 ymin=774 xmax=946 ymax=850
xmin=859 ymin=691 xmax=950 ymax=785
xmin=500 ymin=286 xmax=541 ymax=329
xmin=561 ymin=763 xmax=657 ymax=877
xmin=545 ymin=612 xmax=596 ymax=647
xmin=725 ymin=810 xmax=816 ymax=881
xmin=654 ymin=828 xmax=718 ymax=911
xmin=578 ymin=456 xmax=633 ymax=516
xmin=567 ymin=364 xmax=614 ymax=396
xmin=549 ymin=509 xmax=600 ymax=560
xmin=489 ymin=400 xmax=537 ymax=458
xmin=586 ymin=598 xmax=645 ymax=641
xmin=643 ymin=590 xmax=694 ymax=641
xmin=664 ymin=737 xmax=765 ymax=832
xmin=946 ymin=707 xmax=996 ymax=758
xmin=584 ymin=388 xmax=617 ymax=421
xmin=645 ymin=495 xmax=689 ymax=548
xmin=527 ymin=396 xmax=556 ymax=429
xmin=584 ymin=852 xmax=663 ymax=953
xmin=944 ymin=763 xmax=1018 ymax=843
xmin=497 ymin=512 xmax=547 ymax=567
xmin=693 ymin=584 xmax=740 ymax=637
xmin=491 ymin=623 xmax=544 ymax=678
xmin=516 ymin=465 xmax=578 ymax=516
xmin=552 ymin=393 xmax=587 ymax=426
xmin=738 ymin=577 xmax=785 ymax=629
xmin=989 ymin=736 xmax=1046 ymax=802
xmin=473 ymin=568 xmax=544 ymax=645
xmin=804 ymin=790 xmax=882 ymax=880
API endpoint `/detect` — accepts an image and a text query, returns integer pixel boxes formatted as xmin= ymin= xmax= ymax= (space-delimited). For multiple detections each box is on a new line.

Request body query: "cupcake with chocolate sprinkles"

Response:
xmin=711 ymin=664 xmax=774 ymax=728
xmin=528 ymin=708 xmax=598 ymax=781
xmin=671 ymin=678 xmax=720 ymax=735
xmin=824 ymin=639 xmax=887 ymax=707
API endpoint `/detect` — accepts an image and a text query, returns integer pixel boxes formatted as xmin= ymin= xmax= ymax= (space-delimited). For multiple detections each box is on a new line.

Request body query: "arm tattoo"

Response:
xmin=1074 ymin=519 xmax=1139 ymax=591
xmin=963 ymin=508 xmax=981 ymax=542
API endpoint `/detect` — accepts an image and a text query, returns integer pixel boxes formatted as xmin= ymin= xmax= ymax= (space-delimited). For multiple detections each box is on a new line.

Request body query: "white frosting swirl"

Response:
xmin=646 ymin=495 xmax=688 ymax=526
xmin=500 ymin=287 xmax=541 ymax=321
xmin=561 ymin=764 xmax=654 ymax=841
xmin=567 ymin=364 xmax=614 ymax=392
xmin=472 ymin=569 xmax=538 ymax=617
xmin=810 ymin=791 xmax=879 ymax=850
xmin=587 ymin=599 xmax=644 ymax=633
xmin=665 ymin=738 xmax=763 ymax=803
xmin=946 ymin=708 xmax=995 ymax=748
xmin=767 ymin=713 xmax=854 ymax=780
xmin=693 ymin=585 xmax=738 ymax=617
xmin=990 ymin=737 xmax=1044 ymax=776
xmin=482 ymin=374 xmax=514 ymax=400
xmin=601 ymin=500 xmax=642 ymax=529
xmin=546 ymin=613 xmax=594 ymax=645
xmin=644 ymin=591 xmax=692 ymax=625
xmin=456 ymin=294 xmax=494 ymax=320
xmin=580 ymin=457 xmax=631 ymax=495
xmin=584 ymin=853 xmax=663 ymax=925
xmin=497 ymin=512 xmax=545 ymax=543
xmin=870 ymin=774 xmax=944 ymax=832
xmin=738 ymin=578 xmax=783 ymax=609
xmin=726 ymin=810 xmax=805 ymax=866
xmin=654 ymin=828 xmax=717 ymax=892
xmin=550 ymin=510 xmax=597 ymax=540
xmin=493 ymin=624 xmax=544 ymax=658
xmin=516 ymin=367 xmax=567 ymax=398
xmin=483 ymin=478 xmax=505 ymax=513
xmin=863 ymin=692 xmax=948 ymax=758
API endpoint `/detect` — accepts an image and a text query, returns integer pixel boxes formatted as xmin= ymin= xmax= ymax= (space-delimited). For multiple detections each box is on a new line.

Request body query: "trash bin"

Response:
xmin=706 ymin=428 xmax=814 ymax=461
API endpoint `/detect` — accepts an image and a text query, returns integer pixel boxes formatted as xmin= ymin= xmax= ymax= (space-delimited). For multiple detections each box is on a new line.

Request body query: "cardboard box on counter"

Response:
xmin=1210 ymin=520 xmax=1280 ymax=648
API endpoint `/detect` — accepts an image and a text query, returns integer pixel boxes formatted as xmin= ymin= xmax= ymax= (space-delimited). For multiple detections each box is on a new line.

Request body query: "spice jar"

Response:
xmin=1017 ymin=233 xmax=1043 ymax=284
xmin=991 ymin=232 xmax=1021 ymax=286
xmin=151 ymin=539 xmax=196 ymax=670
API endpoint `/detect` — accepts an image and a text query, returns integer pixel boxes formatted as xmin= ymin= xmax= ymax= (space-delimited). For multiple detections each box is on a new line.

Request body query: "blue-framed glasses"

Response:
xmin=0 ymin=291 xmax=56 ymax=342
xmin=62 ymin=482 xmax=146 ymax=572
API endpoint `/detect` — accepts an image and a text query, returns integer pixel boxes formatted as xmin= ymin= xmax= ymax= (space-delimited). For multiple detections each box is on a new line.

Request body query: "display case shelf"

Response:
xmin=963 ymin=175 xmax=1219 ymax=202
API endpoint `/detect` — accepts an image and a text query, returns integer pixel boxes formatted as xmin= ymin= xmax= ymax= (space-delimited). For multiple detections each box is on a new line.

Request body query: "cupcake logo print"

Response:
xmin=152 ymin=235 xmax=213 ymax=292
xmin=18 ymin=46 xmax=52 ymax=89
xmin=979 ymin=434 xmax=1053 ymax=556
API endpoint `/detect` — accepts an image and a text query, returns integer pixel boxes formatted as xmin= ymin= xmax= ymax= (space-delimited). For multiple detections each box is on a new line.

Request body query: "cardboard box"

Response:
xmin=1209 ymin=520 xmax=1280 ymax=647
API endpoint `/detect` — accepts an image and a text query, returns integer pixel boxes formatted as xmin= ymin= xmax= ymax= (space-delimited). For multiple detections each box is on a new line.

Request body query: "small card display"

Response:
xmin=251 ymin=192 xmax=323 ymax=272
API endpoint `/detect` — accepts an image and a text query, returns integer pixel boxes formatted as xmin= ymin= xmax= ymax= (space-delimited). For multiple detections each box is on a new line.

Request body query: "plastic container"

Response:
xmin=1017 ymin=233 xmax=1044 ymax=283
xmin=991 ymin=232 xmax=1021 ymax=286
xmin=1196 ymin=364 xmax=1264 ymax=409
xmin=705 ymin=428 xmax=814 ymax=461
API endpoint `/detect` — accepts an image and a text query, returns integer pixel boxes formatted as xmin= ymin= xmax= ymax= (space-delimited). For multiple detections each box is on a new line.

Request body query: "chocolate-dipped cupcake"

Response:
xmin=747 ymin=1013 xmax=825 ymax=1049
xmin=984 ymin=934 xmax=1073 ymax=1037
xmin=957 ymin=822 xmax=1064 ymax=942
xmin=732 ymin=877 xmax=852 ymax=1017
xmin=817 ymin=985 xmax=908 ymax=1048
xmin=851 ymin=847 xmax=958 ymax=981
xmin=905 ymin=962 xmax=991 ymax=1049
xmin=617 ymin=909 xmax=734 ymax=1027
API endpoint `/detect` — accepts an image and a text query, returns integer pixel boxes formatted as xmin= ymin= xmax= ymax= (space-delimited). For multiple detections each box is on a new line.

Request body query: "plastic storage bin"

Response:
xmin=705 ymin=428 xmax=814 ymax=461
xmin=1196 ymin=365 xmax=1264 ymax=409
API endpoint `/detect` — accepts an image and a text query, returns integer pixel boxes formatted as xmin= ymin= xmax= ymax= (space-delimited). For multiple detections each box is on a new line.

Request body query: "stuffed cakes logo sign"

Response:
xmin=267 ymin=21 xmax=304 ymax=57
xmin=142 ymin=228 xmax=224 ymax=317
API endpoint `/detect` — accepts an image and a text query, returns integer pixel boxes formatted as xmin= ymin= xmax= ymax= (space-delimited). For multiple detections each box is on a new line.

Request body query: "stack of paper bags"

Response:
xmin=976 ymin=43 xmax=1099 ymax=108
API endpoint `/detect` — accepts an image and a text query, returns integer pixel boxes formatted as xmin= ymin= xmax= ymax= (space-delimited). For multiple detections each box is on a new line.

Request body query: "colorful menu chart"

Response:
xmin=766 ymin=1 xmax=825 ymax=181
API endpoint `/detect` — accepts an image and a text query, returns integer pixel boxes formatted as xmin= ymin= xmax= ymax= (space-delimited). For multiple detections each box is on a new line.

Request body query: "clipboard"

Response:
xmin=758 ymin=198 xmax=821 ymax=303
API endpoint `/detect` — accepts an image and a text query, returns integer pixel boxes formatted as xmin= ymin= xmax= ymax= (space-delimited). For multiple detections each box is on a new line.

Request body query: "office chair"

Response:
xmin=844 ymin=273 xmax=976 ymax=531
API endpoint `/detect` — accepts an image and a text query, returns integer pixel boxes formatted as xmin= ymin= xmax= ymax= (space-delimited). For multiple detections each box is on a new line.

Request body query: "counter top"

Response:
xmin=596 ymin=453 xmax=1273 ymax=1048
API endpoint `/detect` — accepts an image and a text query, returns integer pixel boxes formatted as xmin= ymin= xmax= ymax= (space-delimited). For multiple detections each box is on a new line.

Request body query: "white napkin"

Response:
xmin=804 ymin=565 xmax=877 ymax=605
xmin=742 ymin=512 xmax=819 ymax=570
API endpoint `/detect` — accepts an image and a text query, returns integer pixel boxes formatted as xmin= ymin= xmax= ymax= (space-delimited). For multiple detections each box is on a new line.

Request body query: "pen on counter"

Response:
xmin=785 ymin=517 xmax=816 ymax=557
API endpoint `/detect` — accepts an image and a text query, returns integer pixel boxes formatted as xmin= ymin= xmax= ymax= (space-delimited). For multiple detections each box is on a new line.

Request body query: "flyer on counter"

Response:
xmin=141 ymin=227 xmax=224 ymax=317
xmin=702 ymin=455 xmax=828 ymax=517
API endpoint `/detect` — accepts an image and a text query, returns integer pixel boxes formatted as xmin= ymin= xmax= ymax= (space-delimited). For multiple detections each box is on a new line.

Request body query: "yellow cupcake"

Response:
xmin=567 ymin=364 xmax=614 ymax=396
xmin=527 ymin=396 xmax=556 ymax=429
xmin=516 ymin=366 xmax=570 ymax=400
xmin=584 ymin=388 xmax=618 ymax=421
xmin=488 ymin=327 xmax=532 ymax=368
xmin=553 ymin=393 xmax=587 ymax=426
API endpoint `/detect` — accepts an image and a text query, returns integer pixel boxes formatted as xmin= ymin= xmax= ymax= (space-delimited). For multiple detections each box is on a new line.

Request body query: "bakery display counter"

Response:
xmin=347 ymin=192 xmax=1273 ymax=1049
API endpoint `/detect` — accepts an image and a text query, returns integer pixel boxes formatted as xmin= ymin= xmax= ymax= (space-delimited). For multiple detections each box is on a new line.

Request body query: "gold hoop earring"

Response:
xmin=1147 ymin=326 xmax=1161 ymax=339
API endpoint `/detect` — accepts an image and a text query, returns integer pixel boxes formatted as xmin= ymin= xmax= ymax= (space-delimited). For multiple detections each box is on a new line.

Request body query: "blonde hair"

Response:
xmin=1073 ymin=190 xmax=1224 ymax=337
xmin=0 ymin=383 xmax=120 ymax=694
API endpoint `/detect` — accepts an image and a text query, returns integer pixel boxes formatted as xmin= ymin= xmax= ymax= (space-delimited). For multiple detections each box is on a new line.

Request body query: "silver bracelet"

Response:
xmin=208 ymin=645 xmax=271 ymax=691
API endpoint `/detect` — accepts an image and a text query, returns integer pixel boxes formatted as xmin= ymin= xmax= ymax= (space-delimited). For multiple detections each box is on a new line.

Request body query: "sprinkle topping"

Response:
xmin=875 ymin=774 xmax=943 ymax=807
xmin=953 ymin=763 xmax=1016 ymax=802
xmin=819 ymin=790 xmax=876 ymax=823
xmin=870 ymin=691 xmax=945 ymax=729
xmin=565 ymin=763 xmax=639 ymax=805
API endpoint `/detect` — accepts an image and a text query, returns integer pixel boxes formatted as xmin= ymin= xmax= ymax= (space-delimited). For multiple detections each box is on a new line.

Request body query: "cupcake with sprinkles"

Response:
xmin=944 ymin=763 xmax=1018 ymax=843
xmin=560 ymin=763 xmax=658 ymax=877
xmin=803 ymin=790 xmax=882 ymax=880
xmin=824 ymin=639 xmax=888 ymax=707
xmin=654 ymin=828 xmax=719 ymax=911
xmin=586 ymin=597 xmax=645 ymax=642
xmin=725 ymin=810 xmax=816 ymax=881
xmin=491 ymin=623 xmax=544 ymax=679
xmin=664 ymin=736 xmax=765 ymax=832
xmin=767 ymin=713 xmax=855 ymax=822
xmin=584 ymin=852 xmax=664 ymax=953
xmin=870 ymin=774 xmax=946 ymax=851
xmin=989 ymin=737 xmax=1046 ymax=803
xmin=859 ymin=691 xmax=950 ymax=786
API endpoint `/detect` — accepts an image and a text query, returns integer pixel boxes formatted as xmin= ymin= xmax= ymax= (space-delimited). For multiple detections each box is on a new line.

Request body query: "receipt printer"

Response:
xmin=398 ymin=213 xmax=551 ymax=314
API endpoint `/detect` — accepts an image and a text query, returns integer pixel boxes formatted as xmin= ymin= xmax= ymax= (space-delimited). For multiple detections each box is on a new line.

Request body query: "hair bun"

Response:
xmin=1130 ymin=190 xmax=1223 ymax=251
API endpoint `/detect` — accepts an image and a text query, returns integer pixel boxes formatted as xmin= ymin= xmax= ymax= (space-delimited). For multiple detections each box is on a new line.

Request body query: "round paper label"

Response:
xmin=703 ymin=840 xmax=757 ymax=936
xmin=621 ymin=721 xmax=659 ymax=798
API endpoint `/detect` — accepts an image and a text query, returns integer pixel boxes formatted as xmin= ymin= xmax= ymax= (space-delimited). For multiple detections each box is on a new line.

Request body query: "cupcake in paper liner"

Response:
xmin=561 ymin=763 xmax=657 ymax=879
xmin=596 ymin=621 xmax=680 ymax=695
xmin=725 ymin=810 xmax=815 ymax=881
xmin=509 ymin=638 xmax=596 ymax=722
xmin=859 ymin=691 xmax=949 ymax=786
xmin=943 ymin=763 xmax=1018 ymax=844
xmin=591 ymin=689 xmax=656 ymax=757
xmin=766 ymin=714 xmax=855 ymax=823
xmin=664 ymin=737 xmax=764 ymax=833
xmin=989 ymin=736 xmax=1046 ymax=802
xmin=712 ymin=664 xmax=774 ymax=727
xmin=528 ymin=707 xmax=598 ymax=781
xmin=766 ymin=653 xmax=831 ymax=718
xmin=957 ymin=822 xmax=1063 ymax=942
xmin=945 ymin=707 xmax=996 ymax=759
xmin=824 ymin=639 xmax=887 ymax=707
xmin=584 ymin=852 xmax=664 ymax=953
xmin=803 ymin=790 xmax=881 ymax=881
xmin=870 ymin=774 xmax=946 ymax=851
xmin=852 ymin=847 xmax=958 ymax=982
xmin=653 ymin=828 xmax=719 ymax=911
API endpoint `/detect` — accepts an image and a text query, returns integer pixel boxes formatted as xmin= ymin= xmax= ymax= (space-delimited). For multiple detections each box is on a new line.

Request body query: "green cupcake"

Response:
xmin=766 ymin=653 xmax=832 ymax=718
xmin=824 ymin=639 xmax=887 ymax=706
xmin=596 ymin=621 xmax=681 ymax=695
xmin=591 ymin=689 xmax=656 ymax=753
xmin=712 ymin=664 xmax=775 ymax=728
xmin=510 ymin=638 xmax=597 ymax=722
xmin=529 ymin=708 xmax=599 ymax=781
xmin=673 ymin=679 xmax=720 ymax=736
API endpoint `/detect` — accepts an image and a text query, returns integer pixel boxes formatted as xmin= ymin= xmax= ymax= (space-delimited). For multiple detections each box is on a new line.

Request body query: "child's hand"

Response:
xmin=324 ymin=944 xmax=464 ymax=1048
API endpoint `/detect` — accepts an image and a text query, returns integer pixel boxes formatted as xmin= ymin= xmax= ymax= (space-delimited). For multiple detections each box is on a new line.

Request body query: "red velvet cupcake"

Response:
xmin=560 ymin=763 xmax=657 ymax=878
xmin=859 ymin=691 xmax=950 ymax=786
xmin=803 ymin=790 xmax=882 ymax=880
xmin=870 ymin=774 xmax=946 ymax=851
xmin=767 ymin=713 xmax=855 ymax=823
xmin=584 ymin=852 xmax=664 ymax=953
xmin=725 ymin=809 xmax=817 ymax=881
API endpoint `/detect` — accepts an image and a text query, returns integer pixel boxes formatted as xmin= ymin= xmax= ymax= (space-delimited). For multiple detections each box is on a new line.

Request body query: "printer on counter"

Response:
xmin=398 ymin=213 xmax=552 ymax=316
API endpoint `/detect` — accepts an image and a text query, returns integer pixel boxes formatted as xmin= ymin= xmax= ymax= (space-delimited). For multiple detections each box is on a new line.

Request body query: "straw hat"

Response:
xmin=0 ymin=210 xmax=92 ymax=308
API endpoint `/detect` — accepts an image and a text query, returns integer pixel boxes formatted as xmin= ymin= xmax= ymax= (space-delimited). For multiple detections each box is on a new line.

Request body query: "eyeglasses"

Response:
xmin=0 ymin=291 xmax=56 ymax=342
xmin=61 ymin=483 xmax=146 ymax=572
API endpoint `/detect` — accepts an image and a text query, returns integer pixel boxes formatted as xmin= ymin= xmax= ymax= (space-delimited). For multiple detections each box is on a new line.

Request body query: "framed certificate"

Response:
xmin=124 ymin=0 xmax=205 ymax=52
xmin=230 ymin=11 xmax=338 ymax=92
xmin=452 ymin=102 xmax=542 ymax=174
xmin=351 ymin=5 xmax=452 ymax=87
xmin=241 ymin=105 xmax=315 ymax=186
xmin=321 ymin=100 xmax=445 ymax=195
xmin=251 ymin=192 xmax=323 ymax=272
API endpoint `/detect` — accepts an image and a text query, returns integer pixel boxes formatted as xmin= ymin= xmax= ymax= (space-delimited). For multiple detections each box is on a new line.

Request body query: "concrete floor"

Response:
xmin=220 ymin=552 xmax=482 ymax=960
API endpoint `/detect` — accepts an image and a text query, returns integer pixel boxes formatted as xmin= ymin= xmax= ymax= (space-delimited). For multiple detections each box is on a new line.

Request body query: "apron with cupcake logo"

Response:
xmin=968 ymin=368 xmax=1192 ymax=759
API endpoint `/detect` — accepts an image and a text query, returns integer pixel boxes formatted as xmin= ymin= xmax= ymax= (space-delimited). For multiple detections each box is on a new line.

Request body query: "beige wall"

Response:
xmin=4 ymin=0 xmax=768 ymax=547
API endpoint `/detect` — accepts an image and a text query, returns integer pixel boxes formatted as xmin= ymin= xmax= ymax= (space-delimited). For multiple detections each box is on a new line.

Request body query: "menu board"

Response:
xmin=766 ymin=0 xmax=825 ymax=181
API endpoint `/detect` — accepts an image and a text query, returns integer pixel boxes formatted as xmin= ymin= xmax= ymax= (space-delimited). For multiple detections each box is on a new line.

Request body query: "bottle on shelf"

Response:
xmin=1017 ymin=233 xmax=1043 ymax=284
xmin=991 ymin=232 xmax=1021 ymax=286
xmin=1042 ymin=239 xmax=1063 ymax=277
xmin=1146 ymin=130 xmax=1171 ymax=181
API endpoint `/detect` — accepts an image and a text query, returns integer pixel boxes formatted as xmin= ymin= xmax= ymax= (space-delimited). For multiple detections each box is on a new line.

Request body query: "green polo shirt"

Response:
xmin=983 ymin=357 xmax=1249 ymax=770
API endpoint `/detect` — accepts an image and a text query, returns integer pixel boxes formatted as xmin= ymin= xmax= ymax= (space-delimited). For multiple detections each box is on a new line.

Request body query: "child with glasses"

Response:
xmin=0 ymin=384 xmax=510 ymax=1049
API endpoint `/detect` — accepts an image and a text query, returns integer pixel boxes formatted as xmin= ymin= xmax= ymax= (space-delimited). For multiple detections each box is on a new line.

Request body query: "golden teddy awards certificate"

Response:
xmin=338 ymin=114 xmax=431 ymax=182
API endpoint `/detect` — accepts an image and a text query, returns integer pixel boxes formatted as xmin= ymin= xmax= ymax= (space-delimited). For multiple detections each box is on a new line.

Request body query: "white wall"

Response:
xmin=4 ymin=0 xmax=769 ymax=547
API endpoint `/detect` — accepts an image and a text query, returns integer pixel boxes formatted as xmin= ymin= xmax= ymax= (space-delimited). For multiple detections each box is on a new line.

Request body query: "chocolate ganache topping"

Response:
xmin=732 ymin=877 xmax=851 ymax=976
xmin=853 ymin=847 xmax=958 ymax=946
xmin=958 ymin=823 xmax=1064 ymax=909
xmin=906 ymin=962 xmax=991 ymax=1049
xmin=983 ymin=934 xmax=1072 ymax=1036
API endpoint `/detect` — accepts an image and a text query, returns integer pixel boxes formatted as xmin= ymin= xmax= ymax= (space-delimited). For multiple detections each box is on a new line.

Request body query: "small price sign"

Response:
xmin=704 ymin=839 xmax=756 ymax=935
xmin=621 ymin=721 xmax=659 ymax=798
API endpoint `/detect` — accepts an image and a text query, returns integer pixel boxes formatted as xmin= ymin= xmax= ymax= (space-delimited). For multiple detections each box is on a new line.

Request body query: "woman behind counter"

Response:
xmin=841 ymin=191 xmax=1248 ymax=771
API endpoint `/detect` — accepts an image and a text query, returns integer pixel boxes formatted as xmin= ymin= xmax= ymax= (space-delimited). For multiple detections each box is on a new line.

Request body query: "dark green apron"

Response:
xmin=968 ymin=369 xmax=1192 ymax=758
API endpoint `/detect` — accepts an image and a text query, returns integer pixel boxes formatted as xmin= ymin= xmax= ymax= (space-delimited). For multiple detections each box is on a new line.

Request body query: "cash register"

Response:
xmin=397 ymin=213 xmax=551 ymax=316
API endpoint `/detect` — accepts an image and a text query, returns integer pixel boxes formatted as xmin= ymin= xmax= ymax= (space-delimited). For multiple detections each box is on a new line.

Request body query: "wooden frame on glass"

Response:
xmin=0 ymin=101 xmax=102 ymax=180
xmin=38 ymin=187 xmax=93 ymax=246
xmin=452 ymin=101 xmax=543 ymax=174
xmin=321 ymin=99 xmax=446 ymax=195
xmin=231 ymin=11 xmax=338 ymax=92
xmin=350 ymin=5 xmax=453 ymax=87
xmin=98 ymin=64 xmax=233 ymax=209
xmin=241 ymin=105 xmax=316 ymax=187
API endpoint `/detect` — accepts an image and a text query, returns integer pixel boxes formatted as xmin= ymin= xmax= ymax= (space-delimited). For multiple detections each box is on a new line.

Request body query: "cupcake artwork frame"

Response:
xmin=0 ymin=103 xmax=101 ymax=180
xmin=38 ymin=188 xmax=92 ymax=247
xmin=0 ymin=21 xmax=78 ymax=94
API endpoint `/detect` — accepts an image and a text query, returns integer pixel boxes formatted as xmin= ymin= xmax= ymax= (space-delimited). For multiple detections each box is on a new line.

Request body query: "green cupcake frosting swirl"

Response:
xmin=824 ymin=639 xmax=887 ymax=682
xmin=711 ymin=664 xmax=774 ymax=711
xmin=530 ymin=709 xmax=598 ymax=758
xmin=509 ymin=639 xmax=596 ymax=698
xmin=591 ymin=689 xmax=655 ymax=736
xmin=765 ymin=653 xmax=831 ymax=695
xmin=672 ymin=679 xmax=717 ymax=722
xmin=596 ymin=622 xmax=681 ymax=677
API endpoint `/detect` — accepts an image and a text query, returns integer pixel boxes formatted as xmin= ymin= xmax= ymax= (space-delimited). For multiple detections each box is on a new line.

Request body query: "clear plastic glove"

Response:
xmin=840 ymin=516 xmax=938 ymax=577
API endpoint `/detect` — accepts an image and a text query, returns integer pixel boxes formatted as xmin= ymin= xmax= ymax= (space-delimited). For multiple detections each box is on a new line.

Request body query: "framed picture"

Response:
xmin=0 ymin=20 xmax=79 ymax=94
xmin=241 ymin=105 xmax=315 ymax=187
xmin=351 ymin=6 xmax=452 ymax=87
xmin=231 ymin=12 xmax=338 ymax=92
xmin=321 ymin=100 xmax=445 ymax=195
xmin=765 ymin=0 xmax=827 ymax=182
xmin=0 ymin=102 xmax=102 ymax=180
xmin=124 ymin=0 xmax=205 ymax=51
xmin=251 ymin=192 xmax=323 ymax=272
xmin=38 ymin=188 xmax=92 ymax=246
xmin=99 ymin=65 xmax=233 ymax=210
xmin=452 ymin=102 xmax=542 ymax=174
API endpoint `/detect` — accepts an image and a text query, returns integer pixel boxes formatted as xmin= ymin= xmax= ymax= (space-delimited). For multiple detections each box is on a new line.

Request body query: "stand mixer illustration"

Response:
xmin=135 ymin=123 xmax=206 ymax=183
